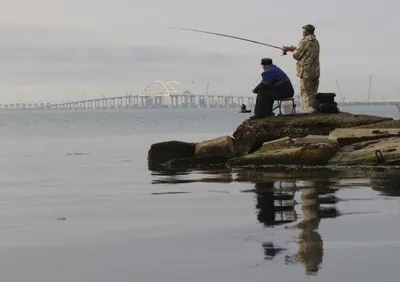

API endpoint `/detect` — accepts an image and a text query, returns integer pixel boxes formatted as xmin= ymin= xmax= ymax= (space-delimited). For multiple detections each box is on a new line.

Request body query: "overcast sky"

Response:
xmin=0 ymin=0 xmax=399 ymax=103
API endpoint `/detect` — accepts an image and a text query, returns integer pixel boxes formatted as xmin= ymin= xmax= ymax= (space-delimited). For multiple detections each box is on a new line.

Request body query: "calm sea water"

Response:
xmin=0 ymin=105 xmax=399 ymax=282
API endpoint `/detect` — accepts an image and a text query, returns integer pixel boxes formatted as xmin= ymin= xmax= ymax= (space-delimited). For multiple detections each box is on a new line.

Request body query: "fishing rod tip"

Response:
xmin=161 ymin=26 xmax=182 ymax=30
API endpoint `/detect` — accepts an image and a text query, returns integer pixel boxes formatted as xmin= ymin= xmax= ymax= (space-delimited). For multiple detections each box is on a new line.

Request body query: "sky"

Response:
xmin=0 ymin=0 xmax=399 ymax=103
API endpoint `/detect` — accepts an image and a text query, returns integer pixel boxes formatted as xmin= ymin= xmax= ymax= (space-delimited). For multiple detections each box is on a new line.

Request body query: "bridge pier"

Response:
xmin=198 ymin=95 xmax=206 ymax=108
xmin=247 ymin=97 xmax=255 ymax=106
xmin=124 ymin=96 xmax=131 ymax=108
xmin=189 ymin=95 xmax=196 ymax=107
xmin=132 ymin=96 xmax=138 ymax=107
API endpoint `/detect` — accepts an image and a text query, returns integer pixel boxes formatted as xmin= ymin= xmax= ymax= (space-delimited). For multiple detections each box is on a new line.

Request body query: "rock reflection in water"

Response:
xmin=370 ymin=169 xmax=400 ymax=197
xmin=151 ymin=169 xmax=234 ymax=185
xmin=150 ymin=167 xmax=348 ymax=275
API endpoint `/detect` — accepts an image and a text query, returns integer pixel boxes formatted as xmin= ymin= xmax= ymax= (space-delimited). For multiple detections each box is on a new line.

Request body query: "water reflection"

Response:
xmin=293 ymin=180 xmax=340 ymax=275
xmin=254 ymin=181 xmax=297 ymax=226
xmin=262 ymin=241 xmax=287 ymax=260
xmin=250 ymin=178 xmax=340 ymax=275
xmin=150 ymin=167 xmax=369 ymax=276
xmin=370 ymin=169 xmax=400 ymax=197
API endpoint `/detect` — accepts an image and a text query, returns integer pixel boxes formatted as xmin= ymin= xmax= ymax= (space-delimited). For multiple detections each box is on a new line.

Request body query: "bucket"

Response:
xmin=282 ymin=101 xmax=293 ymax=115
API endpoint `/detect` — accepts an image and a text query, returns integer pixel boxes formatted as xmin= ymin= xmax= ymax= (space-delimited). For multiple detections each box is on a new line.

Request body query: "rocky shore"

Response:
xmin=148 ymin=112 xmax=400 ymax=170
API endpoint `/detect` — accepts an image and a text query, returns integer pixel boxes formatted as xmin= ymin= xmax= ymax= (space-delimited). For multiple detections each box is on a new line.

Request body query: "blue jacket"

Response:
xmin=261 ymin=64 xmax=289 ymax=85
xmin=253 ymin=64 xmax=293 ymax=96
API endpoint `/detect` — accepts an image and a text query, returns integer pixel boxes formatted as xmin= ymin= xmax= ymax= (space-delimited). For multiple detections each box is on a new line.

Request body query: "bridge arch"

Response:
xmin=139 ymin=80 xmax=190 ymax=97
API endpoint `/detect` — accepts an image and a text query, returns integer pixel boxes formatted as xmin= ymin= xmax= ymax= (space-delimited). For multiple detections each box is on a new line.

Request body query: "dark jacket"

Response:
xmin=253 ymin=65 xmax=294 ymax=99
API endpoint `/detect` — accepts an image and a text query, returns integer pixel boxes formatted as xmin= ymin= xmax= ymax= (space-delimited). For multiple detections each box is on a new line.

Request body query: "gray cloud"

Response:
xmin=1 ymin=0 xmax=400 ymax=102
xmin=0 ymin=44 xmax=253 ymax=86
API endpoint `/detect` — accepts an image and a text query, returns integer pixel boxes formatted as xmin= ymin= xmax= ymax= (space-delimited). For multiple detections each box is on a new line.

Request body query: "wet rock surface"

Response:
xmin=228 ymin=140 xmax=340 ymax=167
xmin=148 ymin=112 xmax=398 ymax=170
xmin=328 ymin=128 xmax=400 ymax=147
xmin=357 ymin=119 xmax=400 ymax=129
xmin=328 ymin=137 xmax=400 ymax=166
xmin=162 ymin=156 xmax=229 ymax=170
xmin=147 ymin=140 xmax=197 ymax=169
xmin=232 ymin=112 xmax=391 ymax=154
xmin=195 ymin=135 xmax=236 ymax=158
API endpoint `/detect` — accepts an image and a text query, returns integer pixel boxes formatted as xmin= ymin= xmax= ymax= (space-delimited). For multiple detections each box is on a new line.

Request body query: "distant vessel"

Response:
xmin=239 ymin=109 xmax=251 ymax=113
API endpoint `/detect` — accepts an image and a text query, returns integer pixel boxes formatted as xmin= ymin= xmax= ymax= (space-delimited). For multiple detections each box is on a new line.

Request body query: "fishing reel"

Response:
xmin=281 ymin=49 xmax=287 ymax=56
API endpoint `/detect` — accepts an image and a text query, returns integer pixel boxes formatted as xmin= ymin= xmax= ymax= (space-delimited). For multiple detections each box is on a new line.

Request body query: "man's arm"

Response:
xmin=253 ymin=69 xmax=275 ymax=93
xmin=252 ymin=83 xmax=261 ymax=93
xmin=282 ymin=45 xmax=296 ymax=53
xmin=292 ymin=40 xmax=307 ymax=61
xmin=253 ymin=80 xmax=273 ymax=93
xmin=261 ymin=69 xmax=274 ymax=86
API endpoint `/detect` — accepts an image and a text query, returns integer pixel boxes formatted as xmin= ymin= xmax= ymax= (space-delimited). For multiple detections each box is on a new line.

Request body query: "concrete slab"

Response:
xmin=294 ymin=135 xmax=330 ymax=145
xmin=328 ymin=128 xmax=400 ymax=147
xmin=260 ymin=137 xmax=290 ymax=152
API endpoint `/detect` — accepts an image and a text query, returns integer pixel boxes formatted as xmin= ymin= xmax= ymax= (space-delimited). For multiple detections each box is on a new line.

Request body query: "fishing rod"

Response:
xmin=166 ymin=26 xmax=287 ymax=55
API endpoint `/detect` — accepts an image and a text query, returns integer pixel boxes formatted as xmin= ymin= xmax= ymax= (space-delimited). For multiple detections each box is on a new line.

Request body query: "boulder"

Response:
xmin=228 ymin=140 xmax=340 ymax=167
xmin=232 ymin=112 xmax=392 ymax=154
xmin=328 ymin=137 xmax=400 ymax=166
xmin=232 ymin=127 xmax=256 ymax=156
xmin=162 ymin=156 xmax=229 ymax=170
xmin=195 ymin=135 xmax=236 ymax=158
xmin=147 ymin=140 xmax=197 ymax=169
xmin=328 ymin=128 xmax=400 ymax=147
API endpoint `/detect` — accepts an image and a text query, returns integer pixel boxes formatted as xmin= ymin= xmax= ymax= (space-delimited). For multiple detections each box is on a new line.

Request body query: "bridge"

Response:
xmin=0 ymin=81 xmax=256 ymax=110
xmin=1 ymin=80 xmax=400 ymax=111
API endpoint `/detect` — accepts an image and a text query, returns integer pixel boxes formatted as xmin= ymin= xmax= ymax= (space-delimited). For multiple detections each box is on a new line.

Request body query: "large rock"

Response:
xmin=228 ymin=140 xmax=340 ymax=167
xmin=162 ymin=156 xmax=229 ymax=170
xmin=259 ymin=137 xmax=290 ymax=152
xmin=328 ymin=128 xmax=400 ymax=146
xmin=195 ymin=135 xmax=236 ymax=158
xmin=147 ymin=140 xmax=197 ymax=169
xmin=232 ymin=112 xmax=392 ymax=154
xmin=328 ymin=137 xmax=400 ymax=166
xmin=357 ymin=119 xmax=400 ymax=129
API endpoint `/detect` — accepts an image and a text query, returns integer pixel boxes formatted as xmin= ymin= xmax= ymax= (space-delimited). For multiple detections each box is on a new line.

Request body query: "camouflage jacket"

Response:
xmin=292 ymin=34 xmax=320 ymax=79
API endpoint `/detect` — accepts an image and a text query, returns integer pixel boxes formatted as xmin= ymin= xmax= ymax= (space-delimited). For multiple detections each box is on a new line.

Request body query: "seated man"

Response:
xmin=251 ymin=58 xmax=294 ymax=119
xmin=241 ymin=104 xmax=246 ymax=111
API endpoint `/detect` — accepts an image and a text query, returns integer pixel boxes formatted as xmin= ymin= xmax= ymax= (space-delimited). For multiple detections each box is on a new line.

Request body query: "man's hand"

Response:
xmin=282 ymin=45 xmax=296 ymax=52
xmin=252 ymin=88 xmax=257 ymax=94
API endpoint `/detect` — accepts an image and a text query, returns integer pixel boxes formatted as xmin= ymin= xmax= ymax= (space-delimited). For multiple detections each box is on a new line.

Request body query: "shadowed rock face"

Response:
xmin=147 ymin=141 xmax=197 ymax=169
xmin=357 ymin=120 xmax=400 ymax=129
xmin=232 ymin=112 xmax=392 ymax=155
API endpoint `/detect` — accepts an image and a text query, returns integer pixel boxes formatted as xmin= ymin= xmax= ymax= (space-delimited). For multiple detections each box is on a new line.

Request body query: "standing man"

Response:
xmin=283 ymin=24 xmax=320 ymax=112
xmin=251 ymin=58 xmax=294 ymax=119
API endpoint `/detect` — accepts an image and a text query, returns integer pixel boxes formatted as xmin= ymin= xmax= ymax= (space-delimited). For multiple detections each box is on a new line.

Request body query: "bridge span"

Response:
xmin=1 ymin=80 xmax=400 ymax=111
xmin=0 ymin=80 xmax=256 ymax=110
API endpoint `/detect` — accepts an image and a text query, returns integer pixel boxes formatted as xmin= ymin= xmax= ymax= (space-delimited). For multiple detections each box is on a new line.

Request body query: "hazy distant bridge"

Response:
xmin=1 ymin=80 xmax=400 ymax=111
xmin=0 ymin=80 xmax=256 ymax=110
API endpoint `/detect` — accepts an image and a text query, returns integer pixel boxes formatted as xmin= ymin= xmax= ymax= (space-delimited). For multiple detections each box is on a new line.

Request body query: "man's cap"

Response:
xmin=260 ymin=58 xmax=273 ymax=66
xmin=302 ymin=24 xmax=315 ymax=33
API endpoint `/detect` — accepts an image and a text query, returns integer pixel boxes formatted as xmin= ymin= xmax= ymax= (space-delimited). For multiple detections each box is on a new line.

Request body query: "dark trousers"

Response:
xmin=254 ymin=80 xmax=294 ymax=117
